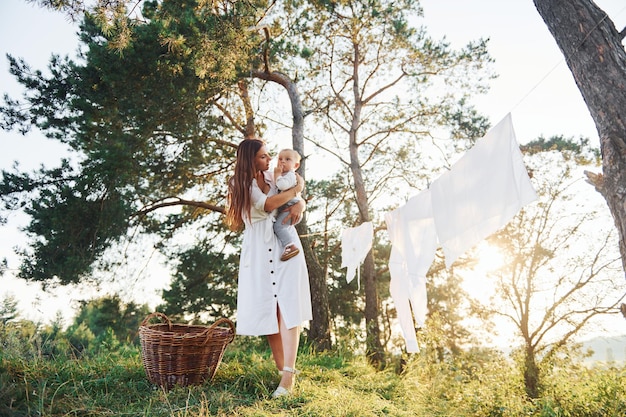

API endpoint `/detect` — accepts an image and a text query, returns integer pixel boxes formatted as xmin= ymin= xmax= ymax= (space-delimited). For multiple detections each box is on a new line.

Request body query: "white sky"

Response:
xmin=1 ymin=0 xmax=625 ymax=344
xmin=421 ymin=0 xmax=626 ymax=144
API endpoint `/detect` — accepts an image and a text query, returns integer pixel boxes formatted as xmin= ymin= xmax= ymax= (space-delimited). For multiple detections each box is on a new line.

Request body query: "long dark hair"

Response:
xmin=225 ymin=138 xmax=265 ymax=231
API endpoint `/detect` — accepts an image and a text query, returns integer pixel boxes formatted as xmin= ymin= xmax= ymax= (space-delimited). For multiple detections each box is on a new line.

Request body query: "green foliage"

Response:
xmin=23 ymin=175 xmax=133 ymax=284
xmin=419 ymin=255 xmax=483 ymax=360
xmin=527 ymin=359 xmax=626 ymax=416
xmin=64 ymin=322 xmax=95 ymax=355
xmin=0 ymin=319 xmax=39 ymax=359
xmin=0 ymin=158 xmax=135 ymax=283
xmin=1 ymin=324 xmax=625 ymax=416
xmin=521 ymin=135 xmax=601 ymax=164
xmin=0 ymin=257 xmax=7 ymax=276
xmin=477 ymin=145 xmax=623 ymax=399
xmin=0 ymin=294 xmax=18 ymax=324
xmin=1 ymin=0 xmax=266 ymax=284
xmin=159 ymin=243 xmax=238 ymax=322
xmin=0 ymin=293 xmax=151 ymax=363
xmin=69 ymin=294 xmax=151 ymax=347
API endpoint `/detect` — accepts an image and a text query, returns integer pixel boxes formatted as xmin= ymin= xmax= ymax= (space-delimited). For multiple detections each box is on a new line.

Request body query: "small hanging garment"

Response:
xmin=341 ymin=222 xmax=374 ymax=289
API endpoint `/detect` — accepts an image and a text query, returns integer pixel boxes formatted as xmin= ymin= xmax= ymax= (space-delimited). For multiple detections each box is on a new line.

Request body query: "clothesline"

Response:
xmin=297 ymin=227 xmax=343 ymax=239
xmin=324 ymin=7 xmax=624 ymax=353
xmin=341 ymin=114 xmax=538 ymax=353
xmin=304 ymin=6 xmax=626 ymax=245
xmin=298 ymin=223 xmax=387 ymax=239
xmin=505 ymin=4 xmax=626 ymax=120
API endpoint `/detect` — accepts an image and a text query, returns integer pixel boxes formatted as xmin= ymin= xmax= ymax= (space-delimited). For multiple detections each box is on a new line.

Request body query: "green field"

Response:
xmin=2 ymin=335 xmax=625 ymax=417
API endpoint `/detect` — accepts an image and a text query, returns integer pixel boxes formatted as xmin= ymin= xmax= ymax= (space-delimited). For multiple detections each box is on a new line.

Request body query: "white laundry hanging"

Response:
xmin=341 ymin=221 xmax=374 ymax=290
xmin=431 ymin=113 xmax=538 ymax=267
xmin=385 ymin=113 xmax=537 ymax=352
xmin=385 ymin=189 xmax=438 ymax=353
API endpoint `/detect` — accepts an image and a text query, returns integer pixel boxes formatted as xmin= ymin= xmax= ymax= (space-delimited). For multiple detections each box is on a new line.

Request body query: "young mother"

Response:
xmin=225 ymin=138 xmax=312 ymax=398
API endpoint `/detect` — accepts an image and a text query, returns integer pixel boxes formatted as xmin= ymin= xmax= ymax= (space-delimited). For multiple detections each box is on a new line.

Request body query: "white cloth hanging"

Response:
xmin=385 ymin=189 xmax=438 ymax=353
xmin=341 ymin=221 xmax=374 ymax=290
xmin=386 ymin=113 xmax=537 ymax=352
xmin=431 ymin=113 xmax=538 ymax=267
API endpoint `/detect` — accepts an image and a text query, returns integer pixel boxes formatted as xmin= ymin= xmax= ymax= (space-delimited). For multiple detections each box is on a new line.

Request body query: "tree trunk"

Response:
xmin=346 ymin=40 xmax=385 ymax=368
xmin=524 ymin=345 xmax=540 ymax=399
xmin=300 ymin=230 xmax=332 ymax=350
xmin=363 ymin=251 xmax=384 ymax=368
xmin=348 ymin=110 xmax=384 ymax=368
xmin=533 ymin=0 xmax=626 ymax=275
xmin=252 ymin=69 xmax=333 ymax=350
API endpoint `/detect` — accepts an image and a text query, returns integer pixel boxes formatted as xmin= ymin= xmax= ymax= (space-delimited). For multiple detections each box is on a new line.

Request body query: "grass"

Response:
xmin=1 ymin=336 xmax=625 ymax=417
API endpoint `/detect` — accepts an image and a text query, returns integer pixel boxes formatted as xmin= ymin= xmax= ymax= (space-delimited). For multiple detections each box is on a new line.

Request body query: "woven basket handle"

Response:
xmin=201 ymin=317 xmax=236 ymax=345
xmin=140 ymin=312 xmax=172 ymax=330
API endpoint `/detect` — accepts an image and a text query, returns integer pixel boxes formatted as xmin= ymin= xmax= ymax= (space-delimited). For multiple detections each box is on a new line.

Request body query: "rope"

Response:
xmin=298 ymin=226 xmax=343 ymax=238
xmin=508 ymin=4 xmax=626 ymax=116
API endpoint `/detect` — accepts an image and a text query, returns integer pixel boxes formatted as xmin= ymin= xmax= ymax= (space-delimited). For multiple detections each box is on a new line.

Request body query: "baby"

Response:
xmin=273 ymin=148 xmax=303 ymax=261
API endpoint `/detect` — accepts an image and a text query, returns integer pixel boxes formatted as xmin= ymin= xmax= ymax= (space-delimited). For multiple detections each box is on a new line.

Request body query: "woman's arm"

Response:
xmin=263 ymin=173 xmax=304 ymax=212
xmin=281 ymin=199 xmax=306 ymax=226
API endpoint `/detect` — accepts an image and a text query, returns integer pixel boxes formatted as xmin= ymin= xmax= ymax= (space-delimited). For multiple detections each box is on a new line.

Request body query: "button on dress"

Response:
xmin=235 ymin=172 xmax=312 ymax=336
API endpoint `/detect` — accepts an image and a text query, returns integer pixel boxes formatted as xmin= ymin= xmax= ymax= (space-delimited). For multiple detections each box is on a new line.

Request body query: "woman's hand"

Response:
xmin=282 ymin=199 xmax=305 ymax=225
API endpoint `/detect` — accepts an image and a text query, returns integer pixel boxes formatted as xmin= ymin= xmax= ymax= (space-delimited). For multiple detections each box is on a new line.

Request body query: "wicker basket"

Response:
xmin=139 ymin=312 xmax=235 ymax=389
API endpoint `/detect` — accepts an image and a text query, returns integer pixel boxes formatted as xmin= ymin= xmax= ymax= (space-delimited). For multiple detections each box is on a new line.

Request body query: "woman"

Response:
xmin=225 ymin=138 xmax=312 ymax=398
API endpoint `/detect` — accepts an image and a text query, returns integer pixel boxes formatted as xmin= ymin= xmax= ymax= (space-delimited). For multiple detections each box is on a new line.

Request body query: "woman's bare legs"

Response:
xmin=266 ymin=332 xmax=284 ymax=370
xmin=267 ymin=306 xmax=300 ymax=391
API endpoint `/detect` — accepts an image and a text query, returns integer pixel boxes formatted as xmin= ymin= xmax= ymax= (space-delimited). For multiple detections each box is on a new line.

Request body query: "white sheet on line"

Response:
xmin=385 ymin=113 xmax=537 ymax=351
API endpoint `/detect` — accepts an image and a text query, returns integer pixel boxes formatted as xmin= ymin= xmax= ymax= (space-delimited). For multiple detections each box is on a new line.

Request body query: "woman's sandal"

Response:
xmin=271 ymin=366 xmax=299 ymax=398
xmin=280 ymin=244 xmax=300 ymax=261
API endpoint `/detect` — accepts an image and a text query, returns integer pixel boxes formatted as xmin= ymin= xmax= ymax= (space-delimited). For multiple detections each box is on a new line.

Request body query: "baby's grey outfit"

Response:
xmin=274 ymin=170 xmax=300 ymax=248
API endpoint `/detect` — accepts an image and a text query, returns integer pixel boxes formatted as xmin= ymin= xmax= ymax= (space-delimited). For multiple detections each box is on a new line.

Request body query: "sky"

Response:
xmin=421 ymin=0 xmax=626 ymax=144
xmin=1 ymin=0 xmax=626 ymax=345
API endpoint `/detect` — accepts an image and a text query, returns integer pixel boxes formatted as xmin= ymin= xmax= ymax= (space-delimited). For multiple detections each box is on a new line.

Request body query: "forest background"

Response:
xmin=1 ymin=1 xmax=626 ymax=414
xmin=1 ymin=0 xmax=625 ymax=360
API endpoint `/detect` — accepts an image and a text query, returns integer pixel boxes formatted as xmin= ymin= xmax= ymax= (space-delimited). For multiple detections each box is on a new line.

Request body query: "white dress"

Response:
xmin=235 ymin=171 xmax=312 ymax=336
